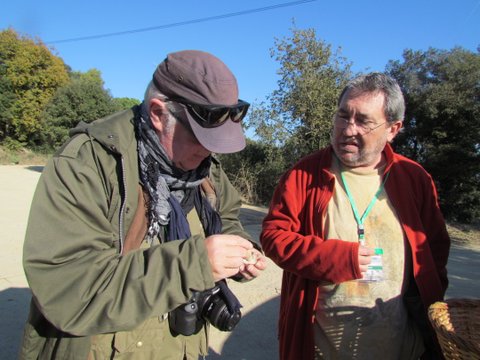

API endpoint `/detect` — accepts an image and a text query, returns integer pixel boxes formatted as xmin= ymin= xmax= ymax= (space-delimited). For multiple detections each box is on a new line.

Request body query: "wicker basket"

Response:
xmin=428 ymin=298 xmax=480 ymax=360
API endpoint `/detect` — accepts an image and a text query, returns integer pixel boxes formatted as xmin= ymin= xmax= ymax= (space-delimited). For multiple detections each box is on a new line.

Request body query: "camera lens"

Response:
xmin=204 ymin=295 xmax=242 ymax=331
xmin=169 ymin=284 xmax=242 ymax=335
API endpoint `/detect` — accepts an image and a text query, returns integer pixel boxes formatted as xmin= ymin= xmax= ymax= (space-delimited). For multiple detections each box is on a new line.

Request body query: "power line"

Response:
xmin=46 ymin=0 xmax=317 ymax=44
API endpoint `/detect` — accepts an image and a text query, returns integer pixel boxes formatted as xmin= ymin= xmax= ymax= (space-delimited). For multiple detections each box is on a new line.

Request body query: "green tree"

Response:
xmin=41 ymin=69 xmax=119 ymax=150
xmin=224 ymin=26 xmax=353 ymax=205
xmin=387 ymin=47 xmax=480 ymax=222
xmin=0 ymin=28 xmax=69 ymax=145
xmin=113 ymin=97 xmax=141 ymax=111
xmin=0 ymin=70 xmax=16 ymax=140
xmin=219 ymin=138 xmax=285 ymax=205
xmin=249 ymin=25 xmax=353 ymax=159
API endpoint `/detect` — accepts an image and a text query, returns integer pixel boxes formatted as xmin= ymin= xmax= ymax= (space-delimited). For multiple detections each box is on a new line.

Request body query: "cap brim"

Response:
xmin=185 ymin=111 xmax=246 ymax=154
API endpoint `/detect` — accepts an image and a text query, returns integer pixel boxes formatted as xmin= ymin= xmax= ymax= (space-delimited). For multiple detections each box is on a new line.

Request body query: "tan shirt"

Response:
xmin=314 ymin=159 xmax=424 ymax=359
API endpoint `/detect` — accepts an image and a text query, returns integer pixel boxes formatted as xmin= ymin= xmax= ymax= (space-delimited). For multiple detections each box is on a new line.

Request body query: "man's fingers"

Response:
xmin=204 ymin=235 xmax=267 ymax=282
xmin=224 ymin=235 xmax=254 ymax=249
xmin=358 ymin=245 xmax=375 ymax=256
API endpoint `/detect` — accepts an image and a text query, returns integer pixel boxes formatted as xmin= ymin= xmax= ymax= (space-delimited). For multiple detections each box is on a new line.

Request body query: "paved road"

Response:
xmin=0 ymin=165 xmax=478 ymax=359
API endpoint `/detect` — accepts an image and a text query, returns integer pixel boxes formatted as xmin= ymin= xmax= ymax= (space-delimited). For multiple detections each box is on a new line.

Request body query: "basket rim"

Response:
xmin=428 ymin=298 xmax=480 ymax=355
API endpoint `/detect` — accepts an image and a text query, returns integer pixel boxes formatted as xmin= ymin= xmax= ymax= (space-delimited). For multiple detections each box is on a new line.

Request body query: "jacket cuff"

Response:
xmin=192 ymin=234 xmax=216 ymax=289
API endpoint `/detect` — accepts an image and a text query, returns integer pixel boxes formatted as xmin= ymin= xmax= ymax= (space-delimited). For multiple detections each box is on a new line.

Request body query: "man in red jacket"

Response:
xmin=261 ymin=73 xmax=450 ymax=360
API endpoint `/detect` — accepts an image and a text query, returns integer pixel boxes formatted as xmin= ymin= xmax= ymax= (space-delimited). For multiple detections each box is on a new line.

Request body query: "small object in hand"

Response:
xmin=243 ymin=250 xmax=258 ymax=265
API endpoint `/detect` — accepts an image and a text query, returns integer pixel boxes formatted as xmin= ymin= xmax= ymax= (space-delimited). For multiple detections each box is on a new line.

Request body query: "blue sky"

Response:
xmin=1 ymin=0 xmax=479 ymax=106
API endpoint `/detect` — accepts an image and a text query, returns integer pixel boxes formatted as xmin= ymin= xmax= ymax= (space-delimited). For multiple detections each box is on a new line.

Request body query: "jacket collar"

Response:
xmin=383 ymin=143 xmax=395 ymax=174
xmin=69 ymin=106 xmax=139 ymax=155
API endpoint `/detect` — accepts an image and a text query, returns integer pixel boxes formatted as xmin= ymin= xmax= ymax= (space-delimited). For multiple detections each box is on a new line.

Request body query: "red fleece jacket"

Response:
xmin=260 ymin=144 xmax=450 ymax=360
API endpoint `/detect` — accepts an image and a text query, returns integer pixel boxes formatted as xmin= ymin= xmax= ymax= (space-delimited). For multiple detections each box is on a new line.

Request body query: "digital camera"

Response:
xmin=168 ymin=285 xmax=241 ymax=336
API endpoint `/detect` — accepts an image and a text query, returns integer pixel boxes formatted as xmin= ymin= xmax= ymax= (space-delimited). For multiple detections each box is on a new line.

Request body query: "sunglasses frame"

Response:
xmin=168 ymin=97 xmax=250 ymax=128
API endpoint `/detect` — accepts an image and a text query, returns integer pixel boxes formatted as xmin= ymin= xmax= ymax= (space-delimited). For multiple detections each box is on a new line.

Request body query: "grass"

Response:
xmin=447 ymin=222 xmax=480 ymax=250
xmin=1 ymin=145 xmax=478 ymax=249
xmin=0 ymin=145 xmax=51 ymax=165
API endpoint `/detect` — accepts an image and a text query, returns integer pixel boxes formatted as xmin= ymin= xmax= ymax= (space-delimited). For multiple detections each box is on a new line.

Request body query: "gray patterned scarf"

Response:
xmin=134 ymin=104 xmax=211 ymax=238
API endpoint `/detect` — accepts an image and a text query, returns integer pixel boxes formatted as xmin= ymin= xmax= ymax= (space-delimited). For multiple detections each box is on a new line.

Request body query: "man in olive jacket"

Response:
xmin=20 ymin=50 xmax=266 ymax=359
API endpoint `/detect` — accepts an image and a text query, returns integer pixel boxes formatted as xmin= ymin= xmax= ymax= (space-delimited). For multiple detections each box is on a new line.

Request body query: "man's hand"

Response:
xmin=237 ymin=248 xmax=267 ymax=281
xmin=205 ymin=235 xmax=253 ymax=282
xmin=358 ymin=245 xmax=375 ymax=276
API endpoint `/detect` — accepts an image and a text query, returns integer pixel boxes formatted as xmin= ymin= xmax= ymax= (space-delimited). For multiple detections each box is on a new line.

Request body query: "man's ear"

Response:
xmin=387 ymin=120 xmax=403 ymax=142
xmin=148 ymin=98 xmax=169 ymax=132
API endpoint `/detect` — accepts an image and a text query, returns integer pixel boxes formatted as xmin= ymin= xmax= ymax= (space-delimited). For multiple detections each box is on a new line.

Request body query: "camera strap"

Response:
xmin=217 ymin=280 xmax=242 ymax=313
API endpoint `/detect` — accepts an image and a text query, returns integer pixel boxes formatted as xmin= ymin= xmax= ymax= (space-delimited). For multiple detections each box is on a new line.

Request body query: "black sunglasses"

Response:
xmin=168 ymin=97 xmax=250 ymax=128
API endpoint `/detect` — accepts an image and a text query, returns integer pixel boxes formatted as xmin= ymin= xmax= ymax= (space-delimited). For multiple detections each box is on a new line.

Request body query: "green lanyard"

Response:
xmin=337 ymin=158 xmax=390 ymax=245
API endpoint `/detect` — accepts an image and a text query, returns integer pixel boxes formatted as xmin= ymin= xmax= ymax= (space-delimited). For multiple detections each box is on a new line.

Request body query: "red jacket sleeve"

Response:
xmin=260 ymin=152 xmax=361 ymax=283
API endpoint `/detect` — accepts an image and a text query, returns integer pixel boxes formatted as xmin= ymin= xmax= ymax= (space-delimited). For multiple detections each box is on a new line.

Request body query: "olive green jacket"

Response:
xmin=19 ymin=108 xmax=251 ymax=359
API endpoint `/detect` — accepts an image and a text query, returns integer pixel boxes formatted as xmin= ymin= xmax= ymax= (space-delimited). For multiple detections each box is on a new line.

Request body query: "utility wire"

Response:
xmin=46 ymin=0 xmax=317 ymax=44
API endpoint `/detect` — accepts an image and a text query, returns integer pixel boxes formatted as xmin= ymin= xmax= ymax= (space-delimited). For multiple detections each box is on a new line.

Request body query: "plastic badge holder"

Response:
xmin=362 ymin=248 xmax=384 ymax=282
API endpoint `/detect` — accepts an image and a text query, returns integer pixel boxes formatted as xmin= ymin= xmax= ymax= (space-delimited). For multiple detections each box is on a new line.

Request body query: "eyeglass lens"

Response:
xmin=335 ymin=116 xmax=385 ymax=134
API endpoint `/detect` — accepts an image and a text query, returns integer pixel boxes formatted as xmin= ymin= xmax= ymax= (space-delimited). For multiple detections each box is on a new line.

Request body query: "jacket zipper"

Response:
xmin=118 ymin=155 xmax=127 ymax=255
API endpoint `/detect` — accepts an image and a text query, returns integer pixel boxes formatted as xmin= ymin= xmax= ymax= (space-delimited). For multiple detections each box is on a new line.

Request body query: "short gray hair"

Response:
xmin=144 ymin=80 xmax=167 ymax=110
xmin=338 ymin=72 xmax=405 ymax=123
xmin=143 ymin=80 xmax=181 ymax=132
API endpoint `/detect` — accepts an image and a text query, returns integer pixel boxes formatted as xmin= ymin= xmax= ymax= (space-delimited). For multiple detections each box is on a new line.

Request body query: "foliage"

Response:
xmin=0 ymin=28 xmax=69 ymax=144
xmin=2 ymin=137 xmax=25 ymax=151
xmin=228 ymin=26 xmax=352 ymax=205
xmin=248 ymin=25 xmax=352 ymax=158
xmin=40 ymin=69 xmax=119 ymax=150
xmin=387 ymin=47 xmax=480 ymax=222
xmin=113 ymin=97 xmax=141 ymax=110
xmin=0 ymin=73 xmax=16 ymax=140
xmin=219 ymin=139 xmax=286 ymax=205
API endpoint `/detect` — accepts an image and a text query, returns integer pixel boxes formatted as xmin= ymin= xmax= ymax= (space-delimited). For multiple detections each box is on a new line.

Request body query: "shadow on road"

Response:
xmin=208 ymin=296 xmax=280 ymax=359
xmin=0 ymin=287 xmax=31 ymax=359
xmin=445 ymin=244 xmax=480 ymax=299
xmin=25 ymin=165 xmax=44 ymax=173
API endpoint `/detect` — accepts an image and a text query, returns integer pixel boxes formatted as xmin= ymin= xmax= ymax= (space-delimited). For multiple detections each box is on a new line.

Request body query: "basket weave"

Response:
xmin=428 ymin=298 xmax=480 ymax=360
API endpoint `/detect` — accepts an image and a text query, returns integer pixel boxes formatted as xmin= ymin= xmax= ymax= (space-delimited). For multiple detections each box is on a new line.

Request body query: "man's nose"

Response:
xmin=342 ymin=121 xmax=360 ymax=136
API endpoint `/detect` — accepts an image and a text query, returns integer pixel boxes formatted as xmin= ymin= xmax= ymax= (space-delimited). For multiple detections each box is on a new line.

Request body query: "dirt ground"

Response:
xmin=0 ymin=165 xmax=479 ymax=359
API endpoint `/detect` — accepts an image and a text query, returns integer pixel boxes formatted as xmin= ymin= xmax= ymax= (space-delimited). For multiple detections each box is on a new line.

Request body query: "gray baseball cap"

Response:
xmin=153 ymin=50 xmax=246 ymax=153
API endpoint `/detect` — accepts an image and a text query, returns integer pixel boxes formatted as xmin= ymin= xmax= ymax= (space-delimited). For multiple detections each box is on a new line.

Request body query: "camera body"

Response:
xmin=169 ymin=285 xmax=241 ymax=336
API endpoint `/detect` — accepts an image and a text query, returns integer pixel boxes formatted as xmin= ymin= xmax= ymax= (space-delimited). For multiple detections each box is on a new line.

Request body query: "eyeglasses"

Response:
xmin=334 ymin=115 xmax=387 ymax=135
xmin=168 ymin=97 xmax=250 ymax=128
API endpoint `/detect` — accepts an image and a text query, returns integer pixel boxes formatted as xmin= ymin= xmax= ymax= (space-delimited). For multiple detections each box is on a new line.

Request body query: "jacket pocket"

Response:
xmin=89 ymin=316 xmax=167 ymax=358
xmin=114 ymin=317 xmax=165 ymax=353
